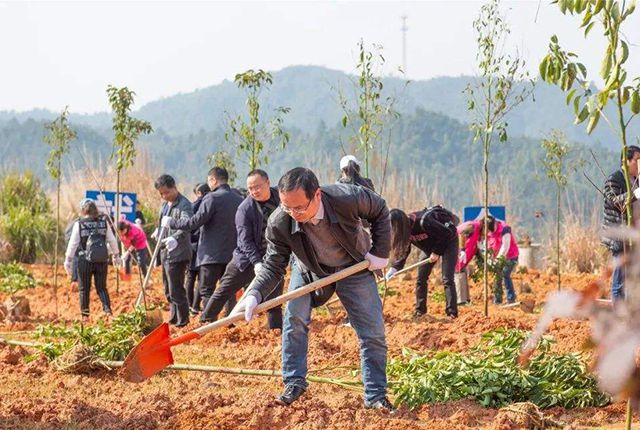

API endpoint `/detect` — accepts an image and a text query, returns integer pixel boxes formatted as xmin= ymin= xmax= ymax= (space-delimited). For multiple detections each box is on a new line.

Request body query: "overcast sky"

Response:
xmin=1 ymin=0 xmax=638 ymax=113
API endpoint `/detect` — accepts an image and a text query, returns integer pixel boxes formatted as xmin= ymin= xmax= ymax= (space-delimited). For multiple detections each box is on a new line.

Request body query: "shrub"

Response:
xmin=0 ymin=262 xmax=37 ymax=295
xmin=0 ymin=172 xmax=55 ymax=263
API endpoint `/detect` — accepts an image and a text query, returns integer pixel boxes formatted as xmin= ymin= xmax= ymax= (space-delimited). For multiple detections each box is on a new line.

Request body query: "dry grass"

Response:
xmin=542 ymin=202 xmax=607 ymax=274
xmin=56 ymin=148 xmax=163 ymax=223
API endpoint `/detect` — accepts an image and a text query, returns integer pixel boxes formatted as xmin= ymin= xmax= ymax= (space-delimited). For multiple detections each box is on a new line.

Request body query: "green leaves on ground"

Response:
xmin=0 ymin=262 xmax=37 ymax=295
xmin=388 ymin=328 xmax=609 ymax=409
xmin=32 ymin=308 xmax=150 ymax=362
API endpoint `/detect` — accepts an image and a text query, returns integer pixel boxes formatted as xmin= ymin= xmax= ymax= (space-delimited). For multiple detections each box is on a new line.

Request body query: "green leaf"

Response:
xmin=566 ymin=88 xmax=577 ymax=105
xmin=620 ymin=40 xmax=629 ymax=64
xmin=575 ymin=105 xmax=589 ymax=124
xmin=584 ymin=21 xmax=595 ymax=37
xmin=631 ymin=91 xmax=640 ymax=114
xmin=587 ymin=111 xmax=600 ymax=134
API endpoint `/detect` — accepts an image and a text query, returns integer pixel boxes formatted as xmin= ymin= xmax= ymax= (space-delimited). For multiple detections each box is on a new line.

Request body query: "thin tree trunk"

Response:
xmin=53 ymin=170 xmax=60 ymax=316
xmin=115 ymin=170 xmax=121 ymax=293
xmin=483 ymin=134 xmax=489 ymax=317
xmin=556 ymin=188 xmax=561 ymax=291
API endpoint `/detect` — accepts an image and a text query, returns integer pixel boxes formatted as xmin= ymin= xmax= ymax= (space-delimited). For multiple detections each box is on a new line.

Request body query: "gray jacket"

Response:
xmin=246 ymin=183 xmax=390 ymax=301
xmin=159 ymin=193 xmax=193 ymax=264
xmin=170 ymin=183 xmax=243 ymax=267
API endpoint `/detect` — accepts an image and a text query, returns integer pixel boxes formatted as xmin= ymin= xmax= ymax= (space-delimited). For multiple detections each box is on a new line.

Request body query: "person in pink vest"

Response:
xmin=457 ymin=215 xmax=518 ymax=304
xmin=117 ymin=220 xmax=150 ymax=277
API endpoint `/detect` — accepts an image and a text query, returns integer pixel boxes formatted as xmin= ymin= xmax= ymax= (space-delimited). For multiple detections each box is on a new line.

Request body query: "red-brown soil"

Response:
xmin=0 ymin=264 xmax=633 ymax=429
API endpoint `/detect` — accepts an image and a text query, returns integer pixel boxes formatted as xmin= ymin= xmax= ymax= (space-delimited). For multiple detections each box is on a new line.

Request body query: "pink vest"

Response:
xmin=456 ymin=220 xmax=482 ymax=271
xmin=119 ymin=221 xmax=148 ymax=251
xmin=487 ymin=221 xmax=519 ymax=260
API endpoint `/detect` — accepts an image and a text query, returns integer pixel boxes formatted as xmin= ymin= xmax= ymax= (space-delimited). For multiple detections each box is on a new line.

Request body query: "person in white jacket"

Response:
xmin=64 ymin=199 xmax=120 ymax=320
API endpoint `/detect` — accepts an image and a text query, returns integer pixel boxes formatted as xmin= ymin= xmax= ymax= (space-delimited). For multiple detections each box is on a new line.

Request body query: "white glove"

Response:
xmin=161 ymin=215 xmax=173 ymax=228
xmin=385 ymin=267 xmax=398 ymax=281
xmin=162 ymin=236 xmax=178 ymax=252
xmin=113 ymin=256 xmax=122 ymax=267
xmin=458 ymin=251 xmax=467 ymax=265
xmin=150 ymin=228 xmax=159 ymax=240
xmin=64 ymin=260 xmax=73 ymax=276
xmin=231 ymin=295 xmax=259 ymax=322
xmin=634 ymin=188 xmax=640 ymax=199
xmin=365 ymin=252 xmax=388 ymax=271
xmin=254 ymin=262 xmax=264 ymax=275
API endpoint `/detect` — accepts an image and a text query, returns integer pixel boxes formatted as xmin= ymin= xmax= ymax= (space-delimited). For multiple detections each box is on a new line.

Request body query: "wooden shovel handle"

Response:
xmin=194 ymin=260 xmax=370 ymax=337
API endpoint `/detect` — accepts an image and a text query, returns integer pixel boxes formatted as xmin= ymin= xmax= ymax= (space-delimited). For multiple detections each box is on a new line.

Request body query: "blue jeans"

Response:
xmin=611 ymin=251 xmax=625 ymax=302
xmin=493 ymin=258 xmax=517 ymax=304
xmin=282 ymin=264 xmax=388 ymax=403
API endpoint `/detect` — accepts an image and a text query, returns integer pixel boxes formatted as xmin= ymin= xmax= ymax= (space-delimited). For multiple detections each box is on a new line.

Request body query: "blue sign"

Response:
xmin=463 ymin=206 xmax=506 ymax=222
xmin=85 ymin=190 xmax=137 ymax=222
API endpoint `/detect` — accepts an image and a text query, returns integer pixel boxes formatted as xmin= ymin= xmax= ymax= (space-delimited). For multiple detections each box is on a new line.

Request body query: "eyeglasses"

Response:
xmin=247 ymin=182 xmax=268 ymax=193
xmin=280 ymin=198 xmax=313 ymax=214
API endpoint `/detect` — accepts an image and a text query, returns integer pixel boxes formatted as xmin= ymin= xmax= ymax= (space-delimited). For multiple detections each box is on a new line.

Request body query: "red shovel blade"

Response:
xmin=121 ymin=322 xmax=199 ymax=383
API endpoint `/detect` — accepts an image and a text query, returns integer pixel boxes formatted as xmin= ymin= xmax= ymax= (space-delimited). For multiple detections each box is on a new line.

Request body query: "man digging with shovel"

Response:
xmin=231 ymin=167 xmax=395 ymax=412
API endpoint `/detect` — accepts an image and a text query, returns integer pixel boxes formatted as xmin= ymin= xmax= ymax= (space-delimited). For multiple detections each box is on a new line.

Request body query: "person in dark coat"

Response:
xmin=162 ymin=167 xmax=243 ymax=320
xmin=387 ymin=206 xmax=459 ymax=318
xmin=602 ymin=145 xmax=640 ymax=302
xmin=155 ymin=174 xmax=193 ymax=327
xmin=184 ymin=182 xmax=210 ymax=315
xmin=337 ymin=155 xmax=375 ymax=191
xmin=231 ymin=167 xmax=394 ymax=412
xmin=199 ymin=169 xmax=283 ymax=328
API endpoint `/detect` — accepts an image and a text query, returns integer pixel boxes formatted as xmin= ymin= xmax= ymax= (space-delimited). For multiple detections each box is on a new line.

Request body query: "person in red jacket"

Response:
xmin=117 ymin=220 xmax=150 ymax=277
xmin=457 ymin=215 xmax=519 ymax=304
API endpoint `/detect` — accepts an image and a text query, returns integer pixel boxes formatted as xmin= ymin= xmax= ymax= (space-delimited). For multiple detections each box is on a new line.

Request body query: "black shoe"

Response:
xmin=275 ymin=384 xmax=306 ymax=406
xmin=364 ymin=396 xmax=396 ymax=414
xmin=413 ymin=310 xmax=426 ymax=319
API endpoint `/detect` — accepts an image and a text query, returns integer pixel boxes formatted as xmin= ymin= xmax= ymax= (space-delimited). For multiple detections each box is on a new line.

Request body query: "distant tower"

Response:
xmin=401 ymin=15 xmax=408 ymax=77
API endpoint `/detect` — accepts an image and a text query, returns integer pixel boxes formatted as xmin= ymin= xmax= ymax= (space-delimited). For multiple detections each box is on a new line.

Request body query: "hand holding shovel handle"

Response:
xmin=121 ymin=260 xmax=370 ymax=383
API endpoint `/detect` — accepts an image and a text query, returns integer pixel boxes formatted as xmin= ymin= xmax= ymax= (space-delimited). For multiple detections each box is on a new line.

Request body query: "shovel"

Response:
xmin=121 ymin=260 xmax=370 ymax=383
xmin=134 ymin=226 xmax=166 ymax=308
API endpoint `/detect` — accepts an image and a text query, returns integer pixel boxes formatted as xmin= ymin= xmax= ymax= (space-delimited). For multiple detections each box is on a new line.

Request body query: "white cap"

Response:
xmin=340 ymin=155 xmax=359 ymax=170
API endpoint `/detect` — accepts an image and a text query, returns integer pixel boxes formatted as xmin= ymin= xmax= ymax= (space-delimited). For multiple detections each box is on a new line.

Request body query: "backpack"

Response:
xmin=420 ymin=205 xmax=459 ymax=241
xmin=79 ymin=216 xmax=109 ymax=263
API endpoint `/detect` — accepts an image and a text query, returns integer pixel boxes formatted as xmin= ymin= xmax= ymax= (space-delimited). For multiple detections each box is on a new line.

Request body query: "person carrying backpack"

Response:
xmin=64 ymin=199 xmax=120 ymax=320
xmin=386 ymin=206 xmax=460 ymax=318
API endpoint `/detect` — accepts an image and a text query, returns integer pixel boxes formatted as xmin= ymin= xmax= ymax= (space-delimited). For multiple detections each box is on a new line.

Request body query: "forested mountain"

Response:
xmin=0 ymin=104 xmax=617 ymax=236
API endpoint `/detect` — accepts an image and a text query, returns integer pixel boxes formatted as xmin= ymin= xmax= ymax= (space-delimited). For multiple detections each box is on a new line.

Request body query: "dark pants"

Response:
xmin=200 ymin=262 xmax=283 ymax=329
xmin=415 ymin=239 xmax=459 ymax=317
xmin=162 ymin=259 xmax=190 ymax=326
xmin=198 ymin=263 xmax=229 ymax=308
xmin=185 ymin=269 xmax=202 ymax=310
xmin=493 ymin=258 xmax=517 ymax=304
xmin=125 ymin=248 xmax=150 ymax=277
xmin=77 ymin=258 xmax=111 ymax=316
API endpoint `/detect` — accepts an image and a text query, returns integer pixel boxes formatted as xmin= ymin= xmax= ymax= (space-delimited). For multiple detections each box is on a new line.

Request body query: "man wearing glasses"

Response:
xmin=232 ymin=167 xmax=394 ymax=413
xmin=198 ymin=169 xmax=283 ymax=329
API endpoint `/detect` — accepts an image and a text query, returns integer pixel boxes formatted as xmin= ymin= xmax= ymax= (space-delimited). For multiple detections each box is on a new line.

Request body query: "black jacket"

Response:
xmin=391 ymin=208 xmax=458 ymax=270
xmin=246 ymin=183 xmax=390 ymax=302
xmin=170 ymin=183 xmax=243 ymax=266
xmin=231 ymin=187 xmax=280 ymax=272
xmin=602 ymin=169 xmax=636 ymax=253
